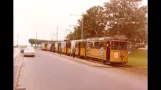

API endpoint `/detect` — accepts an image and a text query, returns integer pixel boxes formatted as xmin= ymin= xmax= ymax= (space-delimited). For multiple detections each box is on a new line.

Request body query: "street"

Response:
xmin=16 ymin=50 xmax=147 ymax=90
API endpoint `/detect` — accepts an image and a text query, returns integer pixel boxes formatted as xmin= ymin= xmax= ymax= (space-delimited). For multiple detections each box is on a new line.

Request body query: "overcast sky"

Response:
xmin=14 ymin=0 xmax=147 ymax=46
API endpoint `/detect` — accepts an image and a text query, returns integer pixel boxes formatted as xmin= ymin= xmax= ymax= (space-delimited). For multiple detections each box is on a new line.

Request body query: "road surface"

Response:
xmin=16 ymin=50 xmax=147 ymax=90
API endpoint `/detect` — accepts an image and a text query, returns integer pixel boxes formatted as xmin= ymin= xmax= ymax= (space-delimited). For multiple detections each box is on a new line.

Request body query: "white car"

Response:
xmin=24 ymin=47 xmax=35 ymax=57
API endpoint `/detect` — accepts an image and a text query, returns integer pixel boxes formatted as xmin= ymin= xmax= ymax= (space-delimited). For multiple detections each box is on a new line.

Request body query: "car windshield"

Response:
xmin=25 ymin=47 xmax=34 ymax=50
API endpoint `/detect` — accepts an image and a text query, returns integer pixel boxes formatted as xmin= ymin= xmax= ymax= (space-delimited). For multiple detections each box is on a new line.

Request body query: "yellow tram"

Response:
xmin=41 ymin=43 xmax=45 ymax=50
xmin=42 ymin=35 xmax=128 ymax=65
xmin=66 ymin=41 xmax=71 ymax=55
xmin=61 ymin=41 xmax=66 ymax=54
xmin=46 ymin=43 xmax=51 ymax=51
xmin=50 ymin=42 xmax=55 ymax=52
xmin=55 ymin=41 xmax=61 ymax=53
xmin=41 ymin=43 xmax=48 ymax=51
xmin=86 ymin=36 xmax=128 ymax=64
xmin=73 ymin=39 xmax=86 ymax=58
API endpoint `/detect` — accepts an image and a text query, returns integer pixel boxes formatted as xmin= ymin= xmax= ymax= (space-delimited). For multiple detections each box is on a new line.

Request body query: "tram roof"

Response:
xmin=72 ymin=39 xmax=87 ymax=42
xmin=87 ymin=35 xmax=128 ymax=41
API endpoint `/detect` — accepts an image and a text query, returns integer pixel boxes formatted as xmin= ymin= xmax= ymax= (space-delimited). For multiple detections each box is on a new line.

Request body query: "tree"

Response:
xmin=67 ymin=5 xmax=107 ymax=39
xmin=71 ymin=26 xmax=81 ymax=40
xmin=66 ymin=32 xmax=74 ymax=40
xmin=36 ymin=39 xmax=41 ymax=45
xmin=82 ymin=6 xmax=107 ymax=38
xmin=66 ymin=0 xmax=147 ymax=46
xmin=104 ymin=0 xmax=147 ymax=42
xmin=29 ymin=39 xmax=50 ymax=46
xmin=28 ymin=39 xmax=35 ymax=46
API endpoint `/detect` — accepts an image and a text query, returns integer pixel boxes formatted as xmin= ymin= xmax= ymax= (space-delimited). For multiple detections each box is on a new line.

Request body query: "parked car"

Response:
xmin=21 ymin=48 xmax=25 ymax=53
xmin=24 ymin=47 xmax=35 ymax=57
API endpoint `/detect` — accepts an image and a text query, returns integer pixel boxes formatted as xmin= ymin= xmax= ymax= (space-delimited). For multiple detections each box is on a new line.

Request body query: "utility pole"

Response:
xmin=56 ymin=26 xmax=58 ymax=41
xmin=36 ymin=32 xmax=37 ymax=48
xmin=17 ymin=33 xmax=19 ymax=48
xmin=35 ymin=26 xmax=37 ymax=48
xmin=81 ymin=14 xmax=83 ymax=39
xmin=52 ymin=34 xmax=53 ymax=41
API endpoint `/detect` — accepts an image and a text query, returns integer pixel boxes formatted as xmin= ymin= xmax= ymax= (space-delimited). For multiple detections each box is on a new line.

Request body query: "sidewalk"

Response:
xmin=14 ymin=48 xmax=20 ymax=58
xmin=45 ymin=51 xmax=112 ymax=68
xmin=14 ymin=49 xmax=23 ymax=90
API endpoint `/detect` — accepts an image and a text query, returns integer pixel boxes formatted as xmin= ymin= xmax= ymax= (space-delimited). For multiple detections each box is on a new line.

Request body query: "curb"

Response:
xmin=14 ymin=54 xmax=24 ymax=90
xmin=45 ymin=51 xmax=112 ymax=68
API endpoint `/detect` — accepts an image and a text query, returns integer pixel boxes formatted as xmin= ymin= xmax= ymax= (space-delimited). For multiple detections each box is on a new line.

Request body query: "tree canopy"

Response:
xmin=28 ymin=39 xmax=51 ymax=46
xmin=66 ymin=0 xmax=147 ymax=44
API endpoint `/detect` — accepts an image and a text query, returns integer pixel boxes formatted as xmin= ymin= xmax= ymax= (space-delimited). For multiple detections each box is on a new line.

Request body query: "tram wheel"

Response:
xmin=103 ymin=61 xmax=107 ymax=65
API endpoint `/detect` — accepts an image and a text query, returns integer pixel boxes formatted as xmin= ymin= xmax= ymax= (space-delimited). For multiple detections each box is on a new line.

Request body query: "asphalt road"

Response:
xmin=17 ymin=50 xmax=147 ymax=90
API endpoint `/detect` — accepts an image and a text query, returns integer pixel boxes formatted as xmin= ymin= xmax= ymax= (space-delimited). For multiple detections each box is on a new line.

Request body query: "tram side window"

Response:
xmin=80 ymin=42 xmax=86 ymax=48
xmin=120 ymin=42 xmax=127 ymax=50
xmin=111 ymin=42 xmax=118 ymax=50
xmin=111 ymin=41 xmax=127 ymax=50
xmin=87 ymin=42 xmax=93 ymax=48
xmin=61 ymin=43 xmax=66 ymax=48
xmin=111 ymin=42 xmax=114 ymax=50
xmin=94 ymin=42 xmax=99 ymax=49
xmin=66 ymin=43 xmax=71 ymax=48
xmin=99 ymin=42 xmax=104 ymax=49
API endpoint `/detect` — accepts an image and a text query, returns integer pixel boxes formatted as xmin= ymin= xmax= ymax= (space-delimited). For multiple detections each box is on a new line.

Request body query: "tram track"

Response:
xmin=83 ymin=58 xmax=147 ymax=75
xmin=113 ymin=65 xmax=147 ymax=75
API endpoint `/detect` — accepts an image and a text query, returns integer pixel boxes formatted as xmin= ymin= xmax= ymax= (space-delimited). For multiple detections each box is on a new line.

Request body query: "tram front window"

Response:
xmin=111 ymin=41 xmax=127 ymax=50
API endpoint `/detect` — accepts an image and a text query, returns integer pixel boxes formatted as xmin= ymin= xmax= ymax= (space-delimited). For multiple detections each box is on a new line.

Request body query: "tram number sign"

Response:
xmin=114 ymin=52 xmax=118 ymax=58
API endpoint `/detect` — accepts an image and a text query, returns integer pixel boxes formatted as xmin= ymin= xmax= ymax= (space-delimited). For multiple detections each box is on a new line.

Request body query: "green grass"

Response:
xmin=127 ymin=49 xmax=147 ymax=68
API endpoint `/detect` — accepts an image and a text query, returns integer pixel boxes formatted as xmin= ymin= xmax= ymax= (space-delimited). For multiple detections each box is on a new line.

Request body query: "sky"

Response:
xmin=14 ymin=0 xmax=147 ymax=46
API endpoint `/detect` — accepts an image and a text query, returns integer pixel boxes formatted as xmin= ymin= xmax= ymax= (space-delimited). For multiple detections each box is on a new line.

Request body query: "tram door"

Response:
xmin=106 ymin=41 xmax=110 ymax=62
xmin=58 ymin=43 xmax=60 ymax=52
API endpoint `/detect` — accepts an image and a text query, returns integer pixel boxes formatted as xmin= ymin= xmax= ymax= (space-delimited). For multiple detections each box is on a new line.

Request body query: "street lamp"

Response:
xmin=70 ymin=13 xmax=84 ymax=39
xmin=64 ymin=29 xmax=69 ymax=40
xmin=34 ymin=26 xmax=37 ymax=48
xmin=69 ymin=25 xmax=78 ymax=40
xmin=69 ymin=25 xmax=77 ymax=27
xmin=51 ymin=34 xmax=54 ymax=41
xmin=52 ymin=33 xmax=57 ymax=41
xmin=64 ymin=29 xmax=73 ymax=40
xmin=36 ymin=32 xmax=37 ymax=48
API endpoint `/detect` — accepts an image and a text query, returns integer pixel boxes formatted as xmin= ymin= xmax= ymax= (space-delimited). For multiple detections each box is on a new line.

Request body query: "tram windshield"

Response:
xmin=111 ymin=41 xmax=127 ymax=50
